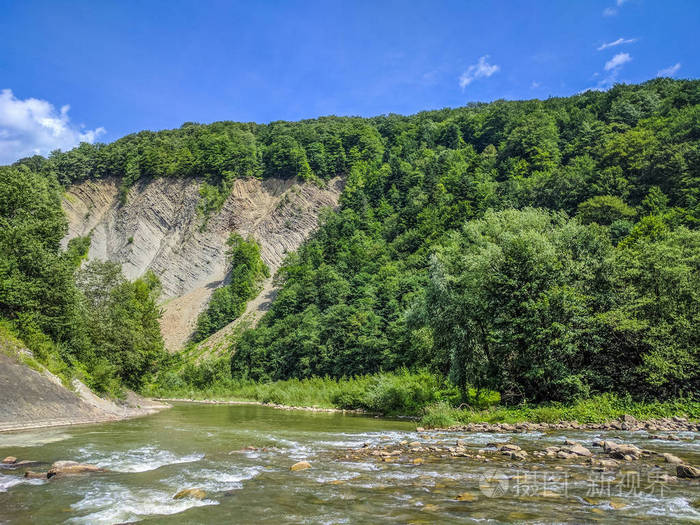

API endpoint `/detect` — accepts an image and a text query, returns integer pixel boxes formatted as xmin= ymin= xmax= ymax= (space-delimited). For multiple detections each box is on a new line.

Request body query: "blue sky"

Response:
xmin=0 ymin=0 xmax=697 ymax=163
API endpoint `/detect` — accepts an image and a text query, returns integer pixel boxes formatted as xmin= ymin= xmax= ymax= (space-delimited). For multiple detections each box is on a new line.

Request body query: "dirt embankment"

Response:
xmin=62 ymin=176 xmax=344 ymax=351
xmin=0 ymin=340 xmax=167 ymax=433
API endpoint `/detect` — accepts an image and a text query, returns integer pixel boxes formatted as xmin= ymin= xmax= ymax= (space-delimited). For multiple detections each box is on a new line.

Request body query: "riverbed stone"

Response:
xmin=607 ymin=443 xmax=641 ymax=460
xmin=291 ymin=461 xmax=311 ymax=471
xmin=677 ymin=464 xmax=700 ymax=479
xmin=174 ymin=488 xmax=206 ymax=500
xmin=24 ymin=471 xmax=47 ymax=480
xmin=662 ymin=453 xmax=684 ymax=464
xmin=2 ymin=456 xmax=17 ymax=464
xmin=564 ymin=444 xmax=592 ymax=457
xmin=15 ymin=460 xmax=40 ymax=467
xmin=47 ymin=462 xmax=105 ymax=478
xmin=590 ymin=458 xmax=619 ymax=470
xmin=456 ymin=491 xmax=478 ymax=502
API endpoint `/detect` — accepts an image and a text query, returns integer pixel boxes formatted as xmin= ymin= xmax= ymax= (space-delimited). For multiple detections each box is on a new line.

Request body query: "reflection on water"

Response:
xmin=0 ymin=403 xmax=698 ymax=524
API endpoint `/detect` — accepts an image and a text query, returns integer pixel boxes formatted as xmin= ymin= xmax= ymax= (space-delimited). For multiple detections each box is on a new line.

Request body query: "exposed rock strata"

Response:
xmin=62 ymin=176 xmax=344 ymax=350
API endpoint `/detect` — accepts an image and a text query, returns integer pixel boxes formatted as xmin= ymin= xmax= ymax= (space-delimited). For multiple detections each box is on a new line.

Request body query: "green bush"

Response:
xmin=86 ymin=359 xmax=123 ymax=398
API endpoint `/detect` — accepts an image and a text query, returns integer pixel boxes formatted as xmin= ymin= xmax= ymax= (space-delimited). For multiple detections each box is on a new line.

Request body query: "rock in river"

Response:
xmin=605 ymin=443 xmax=641 ymax=460
xmin=47 ymin=461 xmax=105 ymax=479
xmin=291 ymin=461 xmax=311 ymax=471
xmin=24 ymin=471 xmax=48 ymax=480
xmin=663 ymin=453 xmax=684 ymax=465
xmin=174 ymin=488 xmax=207 ymax=500
xmin=677 ymin=464 xmax=700 ymax=479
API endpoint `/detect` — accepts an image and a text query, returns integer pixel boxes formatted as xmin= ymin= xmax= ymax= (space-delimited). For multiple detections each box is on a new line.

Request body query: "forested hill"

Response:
xmin=228 ymin=78 xmax=700 ymax=403
xmin=2 ymin=78 xmax=699 ymax=404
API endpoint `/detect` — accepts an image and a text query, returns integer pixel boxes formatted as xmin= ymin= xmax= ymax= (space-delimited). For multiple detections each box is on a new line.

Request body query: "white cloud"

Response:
xmin=604 ymin=52 xmax=632 ymax=71
xmin=0 ymin=89 xmax=105 ymax=165
xmin=657 ymin=63 xmax=681 ymax=77
xmin=584 ymin=52 xmax=632 ymax=92
xmin=597 ymin=37 xmax=637 ymax=51
xmin=530 ymin=81 xmax=541 ymax=89
xmin=459 ymin=56 xmax=500 ymax=89
xmin=603 ymin=0 xmax=630 ymax=15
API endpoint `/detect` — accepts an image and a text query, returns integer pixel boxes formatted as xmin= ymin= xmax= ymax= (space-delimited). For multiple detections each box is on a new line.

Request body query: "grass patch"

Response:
xmin=147 ymin=356 xmax=698 ymax=424
xmin=146 ymin=367 xmax=451 ymax=416
xmin=0 ymin=320 xmax=75 ymax=389
xmin=419 ymin=393 xmax=700 ymax=427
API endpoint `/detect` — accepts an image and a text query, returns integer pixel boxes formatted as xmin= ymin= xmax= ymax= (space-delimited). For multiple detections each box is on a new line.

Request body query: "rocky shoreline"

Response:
xmin=422 ymin=414 xmax=700 ymax=434
xmin=335 ymin=430 xmax=700 ymax=482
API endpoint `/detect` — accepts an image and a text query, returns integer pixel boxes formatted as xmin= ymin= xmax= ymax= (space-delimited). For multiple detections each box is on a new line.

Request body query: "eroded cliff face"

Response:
xmin=62 ymin=176 xmax=343 ymax=350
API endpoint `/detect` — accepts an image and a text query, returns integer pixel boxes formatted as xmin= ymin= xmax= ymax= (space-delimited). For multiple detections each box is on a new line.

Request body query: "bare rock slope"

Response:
xmin=62 ymin=176 xmax=344 ymax=350
xmin=0 ymin=339 xmax=166 ymax=433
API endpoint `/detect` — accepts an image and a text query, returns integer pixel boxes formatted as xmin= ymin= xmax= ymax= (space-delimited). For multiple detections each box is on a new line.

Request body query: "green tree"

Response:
xmin=577 ymin=195 xmax=636 ymax=226
xmin=194 ymin=234 xmax=269 ymax=341
xmin=422 ymin=209 xmax=612 ymax=404
xmin=75 ymin=261 xmax=166 ymax=389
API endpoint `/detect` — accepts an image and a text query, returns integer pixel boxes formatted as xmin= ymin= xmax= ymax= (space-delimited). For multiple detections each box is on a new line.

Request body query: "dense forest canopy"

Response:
xmin=229 ymin=78 xmax=700 ymax=402
xmin=2 ymin=78 xmax=699 ymax=403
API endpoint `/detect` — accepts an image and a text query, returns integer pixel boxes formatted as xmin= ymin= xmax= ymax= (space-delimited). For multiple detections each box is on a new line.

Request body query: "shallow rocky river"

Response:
xmin=0 ymin=403 xmax=698 ymax=524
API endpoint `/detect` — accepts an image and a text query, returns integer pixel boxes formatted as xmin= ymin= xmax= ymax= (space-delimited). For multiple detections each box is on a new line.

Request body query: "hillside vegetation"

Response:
xmin=2 ymin=78 xmax=699 ymax=413
xmin=228 ymin=78 xmax=699 ymax=405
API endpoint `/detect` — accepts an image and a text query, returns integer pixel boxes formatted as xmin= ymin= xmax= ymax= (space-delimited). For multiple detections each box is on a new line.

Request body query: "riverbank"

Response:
xmin=156 ymin=397 xmax=700 ymax=435
xmin=156 ymin=397 xmax=364 ymax=414
xmin=147 ymin=369 xmax=699 ymax=429
xmin=151 ymin=388 xmax=698 ymax=434
xmin=420 ymin=395 xmax=700 ymax=429
xmin=0 ymin=352 xmax=170 ymax=433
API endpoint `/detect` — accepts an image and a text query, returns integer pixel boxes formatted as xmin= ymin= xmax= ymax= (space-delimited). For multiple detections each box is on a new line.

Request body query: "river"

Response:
xmin=0 ymin=403 xmax=698 ymax=524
